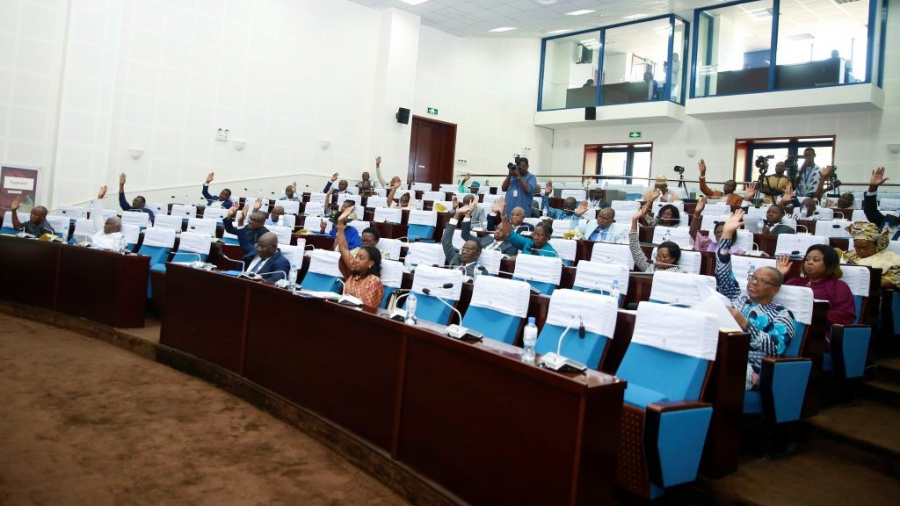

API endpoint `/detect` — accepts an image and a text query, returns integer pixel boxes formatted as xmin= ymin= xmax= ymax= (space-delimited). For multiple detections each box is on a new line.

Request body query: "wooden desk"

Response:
xmin=160 ymin=265 xmax=626 ymax=506
xmin=0 ymin=236 xmax=149 ymax=327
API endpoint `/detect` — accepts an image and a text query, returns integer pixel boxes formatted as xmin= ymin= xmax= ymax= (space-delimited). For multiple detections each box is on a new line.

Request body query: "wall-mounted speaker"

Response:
xmin=585 ymin=107 xmax=596 ymax=121
xmin=396 ymin=107 xmax=410 ymax=124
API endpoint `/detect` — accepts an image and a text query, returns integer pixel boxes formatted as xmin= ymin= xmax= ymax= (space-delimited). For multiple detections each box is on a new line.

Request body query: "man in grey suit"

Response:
xmin=441 ymin=205 xmax=485 ymax=277
xmin=452 ymin=203 xmax=520 ymax=257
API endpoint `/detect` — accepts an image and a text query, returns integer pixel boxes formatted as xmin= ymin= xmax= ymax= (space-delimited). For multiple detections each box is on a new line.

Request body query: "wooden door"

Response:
xmin=407 ymin=116 xmax=456 ymax=188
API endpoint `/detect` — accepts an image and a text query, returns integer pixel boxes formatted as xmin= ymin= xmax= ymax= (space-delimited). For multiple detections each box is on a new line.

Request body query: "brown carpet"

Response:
xmin=0 ymin=313 xmax=409 ymax=506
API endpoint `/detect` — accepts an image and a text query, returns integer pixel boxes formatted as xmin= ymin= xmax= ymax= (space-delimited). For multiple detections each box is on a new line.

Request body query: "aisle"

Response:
xmin=0 ymin=313 xmax=407 ymax=506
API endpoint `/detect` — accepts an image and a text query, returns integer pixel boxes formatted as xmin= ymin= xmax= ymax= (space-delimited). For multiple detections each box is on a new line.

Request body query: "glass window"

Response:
xmin=584 ymin=143 xmax=652 ymax=185
xmin=694 ymin=1 xmax=775 ymax=97
xmin=775 ymin=0 xmax=870 ymax=89
xmin=601 ymin=18 xmax=674 ymax=105
xmin=669 ymin=19 xmax=687 ymax=103
xmin=540 ymin=31 xmax=601 ymax=111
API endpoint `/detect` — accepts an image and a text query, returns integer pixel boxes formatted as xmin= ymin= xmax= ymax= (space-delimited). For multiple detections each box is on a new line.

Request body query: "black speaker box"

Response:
xmin=585 ymin=107 xmax=596 ymax=120
xmin=396 ymin=107 xmax=410 ymax=124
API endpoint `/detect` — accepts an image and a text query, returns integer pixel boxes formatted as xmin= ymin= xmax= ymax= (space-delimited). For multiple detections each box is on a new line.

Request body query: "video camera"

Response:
xmin=673 ymin=165 xmax=685 ymax=174
xmin=755 ymin=154 xmax=774 ymax=174
xmin=507 ymin=154 xmax=522 ymax=171
xmin=785 ymin=156 xmax=799 ymax=182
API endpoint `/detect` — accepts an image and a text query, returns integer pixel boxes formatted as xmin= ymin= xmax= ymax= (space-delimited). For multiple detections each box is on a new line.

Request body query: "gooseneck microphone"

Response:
xmin=421 ymin=285 xmax=482 ymax=340
xmin=539 ymin=314 xmax=588 ymax=372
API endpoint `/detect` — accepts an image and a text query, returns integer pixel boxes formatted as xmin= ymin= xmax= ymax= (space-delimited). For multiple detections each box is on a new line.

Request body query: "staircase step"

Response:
xmin=862 ymin=380 xmax=900 ymax=408
xmin=691 ymin=452 xmax=900 ymax=506
xmin=804 ymin=401 xmax=900 ymax=479
xmin=874 ymin=358 xmax=900 ymax=385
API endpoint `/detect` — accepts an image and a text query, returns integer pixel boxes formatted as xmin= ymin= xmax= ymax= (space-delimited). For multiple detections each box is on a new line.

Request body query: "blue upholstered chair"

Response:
xmin=378 ymin=259 xmax=404 ymax=309
xmin=460 ymin=276 xmax=532 ymax=345
xmin=136 ymin=227 xmax=177 ymax=298
xmin=149 ymin=231 xmax=211 ymax=274
xmin=535 ymin=289 xmax=618 ymax=369
xmin=571 ymin=261 xmax=629 ymax=308
xmin=823 ymin=265 xmax=872 ymax=380
xmin=648 ymin=270 xmax=718 ymax=307
xmin=406 ymin=209 xmax=437 ymax=242
xmin=401 ymin=265 xmax=464 ymax=325
xmin=512 ymin=253 xmax=562 ymax=296
xmin=614 ymin=302 xmax=717 ymax=500
xmin=299 ymin=250 xmax=343 ymax=293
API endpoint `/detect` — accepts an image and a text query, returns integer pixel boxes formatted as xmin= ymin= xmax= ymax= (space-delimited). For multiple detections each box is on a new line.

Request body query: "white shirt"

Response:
xmin=90 ymin=231 xmax=123 ymax=251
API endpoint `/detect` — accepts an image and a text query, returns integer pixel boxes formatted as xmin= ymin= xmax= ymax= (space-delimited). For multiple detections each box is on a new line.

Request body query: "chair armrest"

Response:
xmin=758 ymin=356 xmax=812 ymax=423
xmin=645 ymin=401 xmax=714 ymax=489
xmin=647 ymin=400 xmax=712 ymax=414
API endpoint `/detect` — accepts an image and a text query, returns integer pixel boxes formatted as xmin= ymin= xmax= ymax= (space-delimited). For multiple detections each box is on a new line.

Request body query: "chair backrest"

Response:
xmin=850 ymin=209 xmax=869 ymax=223
xmin=170 ymin=204 xmax=197 ymax=219
xmin=513 ymin=254 xmax=563 ymax=294
xmin=590 ymin=242 xmax=635 ymax=269
xmin=478 ymin=249 xmax=504 ymax=275
xmin=138 ymin=227 xmax=177 ymax=265
xmin=573 ymin=261 xmax=630 ymax=297
xmin=186 ymin=217 xmax=217 ymax=237
xmin=450 ymin=228 xmax=465 ymax=250
xmin=406 ymin=242 xmax=445 ymax=267
xmin=439 ymin=184 xmax=458 ymax=193
xmin=548 ymin=238 xmax=577 ymax=263
xmin=376 ymin=238 xmax=403 ymax=261
xmin=814 ymin=219 xmax=851 ymax=239
xmin=462 ymin=276 xmax=532 ymax=344
xmin=410 ymin=265 xmax=465 ymax=325
xmin=366 ymin=196 xmax=389 ymax=208
xmin=407 ymin=210 xmax=437 ymax=241
xmin=775 ymin=234 xmax=828 ymax=256
xmin=345 ymin=186 xmax=360 ymax=195
xmin=560 ymin=189 xmax=586 ymax=201
xmin=433 ymin=200 xmax=456 ymax=214
xmin=838 ymin=265 xmax=870 ymax=325
xmin=422 ymin=191 xmax=445 ymax=202
xmin=651 ymin=246 xmax=702 ymax=274
xmin=611 ymin=200 xmax=640 ymax=212
xmin=879 ymin=198 xmax=900 ymax=211
xmin=302 ymin=250 xmax=342 ymax=292
xmin=772 ymin=285 xmax=813 ymax=357
xmin=700 ymin=203 xmax=731 ymax=216
xmin=811 ymin=207 xmax=834 ymax=220
xmin=147 ymin=202 xmax=166 ymax=216
xmin=347 ymin=220 xmax=370 ymax=236
xmin=373 ymin=207 xmax=402 ymax=224
xmin=153 ymin=214 xmax=184 ymax=231
xmin=280 ymin=214 xmax=297 ymax=229
xmin=550 ymin=218 xmax=576 ymax=238
xmin=700 ymin=214 xmax=731 ymax=234
xmin=729 ymin=255 xmax=777 ymax=295
xmin=617 ymin=302 xmax=717 ymax=408
xmin=268 ymin=225 xmax=293 ymax=245
xmin=745 ymin=205 xmax=770 ymax=220
xmin=304 ymin=202 xmax=325 ymax=215
xmin=652 ymin=226 xmax=692 ymax=247
xmin=411 ymin=182 xmax=432 ymax=192
xmin=53 ymin=205 xmax=85 ymax=219
xmin=202 ymin=207 xmax=228 ymax=222
xmin=337 ymin=194 xmax=361 ymax=208
xmin=536 ymin=289 xmax=618 ymax=369
xmin=72 ymin=218 xmax=96 ymax=243
xmin=380 ymin=259 xmax=404 ymax=289
xmin=45 ymin=215 xmax=70 ymax=238
xmin=121 ymin=211 xmax=150 ymax=228
xmin=649 ymin=270 xmax=718 ymax=307
xmin=243 ymin=197 xmax=269 ymax=212
xmin=308 ymin=192 xmax=328 ymax=203
xmin=122 ymin=224 xmax=140 ymax=248
xmin=176 ymin=231 xmax=212 ymax=256
xmin=275 ymin=199 xmax=300 ymax=215
xmin=652 ymin=200 xmax=685 ymax=216
xmin=278 ymin=244 xmax=305 ymax=268
xmin=481 ymin=194 xmax=501 ymax=206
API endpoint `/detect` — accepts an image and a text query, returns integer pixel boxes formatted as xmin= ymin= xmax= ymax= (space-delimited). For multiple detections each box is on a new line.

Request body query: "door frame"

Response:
xmin=408 ymin=116 xmax=457 ymax=189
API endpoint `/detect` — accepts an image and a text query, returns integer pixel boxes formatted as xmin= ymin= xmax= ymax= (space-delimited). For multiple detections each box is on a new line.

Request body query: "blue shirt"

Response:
xmin=329 ymin=224 xmax=361 ymax=250
xmin=506 ymin=231 xmax=557 ymax=257
xmin=118 ymin=192 xmax=155 ymax=223
xmin=201 ymin=184 xmax=234 ymax=209
xmin=505 ymin=172 xmax=537 ymax=220
xmin=540 ymin=194 xmax=581 ymax=221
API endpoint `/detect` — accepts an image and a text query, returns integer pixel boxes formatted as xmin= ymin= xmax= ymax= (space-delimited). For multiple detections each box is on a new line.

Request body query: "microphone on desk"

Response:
xmin=422 ymin=286 xmax=483 ymax=340
xmin=258 ymin=270 xmax=287 ymax=281
xmin=220 ymin=254 xmax=245 ymax=274
xmin=796 ymin=224 xmax=809 ymax=234
xmin=539 ymin=314 xmax=588 ymax=372
xmin=172 ymin=252 xmax=209 ymax=269
xmin=389 ymin=283 xmax=454 ymax=322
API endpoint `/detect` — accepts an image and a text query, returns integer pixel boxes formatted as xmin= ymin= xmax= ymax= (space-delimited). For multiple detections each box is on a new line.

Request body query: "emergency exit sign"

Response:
xmin=427 ymin=107 xmax=438 ymax=115
xmin=628 ymin=131 xmax=641 ymax=138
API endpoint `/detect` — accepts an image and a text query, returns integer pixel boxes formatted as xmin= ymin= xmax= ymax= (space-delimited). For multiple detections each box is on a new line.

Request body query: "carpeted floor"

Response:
xmin=0 ymin=313 xmax=409 ymax=506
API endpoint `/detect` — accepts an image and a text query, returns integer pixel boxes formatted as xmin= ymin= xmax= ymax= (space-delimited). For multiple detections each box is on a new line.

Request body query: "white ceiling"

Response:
xmin=347 ymin=0 xmax=713 ymax=38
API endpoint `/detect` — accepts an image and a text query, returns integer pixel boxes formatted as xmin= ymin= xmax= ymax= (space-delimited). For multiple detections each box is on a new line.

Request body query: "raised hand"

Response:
xmin=330 ymin=172 xmax=339 ymax=182
xmin=11 ymin=195 xmax=21 ymax=211
xmin=206 ymin=172 xmax=215 ymax=184
xmin=574 ymin=200 xmax=589 ymax=217
xmin=462 ymin=173 xmax=470 ymax=182
xmin=292 ymin=181 xmax=297 ymax=192
xmin=462 ymin=203 xmax=475 ymax=217
xmin=253 ymin=199 xmax=262 ymax=211
xmin=492 ymin=197 xmax=504 ymax=214
xmin=694 ymin=196 xmax=707 ymax=215
xmin=869 ymin=167 xmax=889 ymax=190
xmin=744 ymin=182 xmax=758 ymax=200
xmin=375 ymin=156 xmax=381 ymax=167
xmin=97 ymin=185 xmax=108 ymax=199
xmin=119 ymin=173 xmax=126 ymax=186
xmin=723 ymin=209 xmax=745 ymax=235
xmin=226 ymin=205 xmax=238 ymax=219
xmin=649 ymin=188 xmax=662 ymax=202
xmin=544 ymin=182 xmax=553 ymax=196
xmin=776 ymin=253 xmax=792 ymax=277
xmin=822 ymin=165 xmax=835 ymax=179
xmin=698 ymin=159 xmax=707 ymax=177
xmin=781 ymin=183 xmax=794 ymax=203
xmin=338 ymin=206 xmax=354 ymax=224
xmin=451 ymin=196 xmax=459 ymax=209
xmin=320 ymin=219 xmax=328 ymax=232
xmin=391 ymin=179 xmax=401 ymax=189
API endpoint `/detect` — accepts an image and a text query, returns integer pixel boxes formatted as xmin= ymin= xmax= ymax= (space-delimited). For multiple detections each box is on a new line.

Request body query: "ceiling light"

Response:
xmin=546 ymin=29 xmax=573 ymax=35
xmin=566 ymin=10 xmax=595 ymax=16
xmin=398 ymin=0 xmax=429 ymax=5
xmin=489 ymin=27 xmax=517 ymax=32
xmin=623 ymin=14 xmax=648 ymax=20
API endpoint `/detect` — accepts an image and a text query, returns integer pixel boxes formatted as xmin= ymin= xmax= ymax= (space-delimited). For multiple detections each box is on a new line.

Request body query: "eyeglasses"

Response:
xmin=749 ymin=274 xmax=778 ymax=287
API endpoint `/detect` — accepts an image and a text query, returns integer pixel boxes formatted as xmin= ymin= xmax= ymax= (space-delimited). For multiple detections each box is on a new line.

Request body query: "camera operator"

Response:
xmin=795 ymin=147 xmax=822 ymax=197
xmin=698 ymin=159 xmax=743 ymax=208
xmin=501 ymin=156 xmax=537 ymax=220
xmin=759 ymin=159 xmax=790 ymax=204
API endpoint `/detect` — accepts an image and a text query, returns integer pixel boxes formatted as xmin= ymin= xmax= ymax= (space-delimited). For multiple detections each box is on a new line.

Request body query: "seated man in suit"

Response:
xmin=541 ymin=182 xmax=589 ymax=220
xmin=452 ymin=202 xmax=519 ymax=258
xmin=486 ymin=197 xmax=534 ymax=234
xmin=224 ymin=205 xmax=269 ymax=256
xmin=266 ymin=205 xmax=286 ymax=226
xmin=576 ymin=207 xmax=622 ymax=242
xmin=323 ymin=172 xmax=350 ymax=194
xmin=280 ymin=182 xmax=300 ymax=201
xmin=243 ymin=232 xmax=290 ymax=280
xmin=441 ymin=206 xmax=485 ymax=277
xmin=9 ymin=195 xmax=54 ymax=237
xmin=201 ymin=172 xmax=234 ymax=209
xmin=459 ymin=194 xmax=486 ymax=228
xmin=117 ymin=173 xmax=155 ymax=223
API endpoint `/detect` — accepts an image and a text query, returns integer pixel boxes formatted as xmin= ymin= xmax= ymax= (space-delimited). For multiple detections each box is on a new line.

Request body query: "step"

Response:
xmin=874 ymin=358 xmax=900 ymax=385
xmin=861 ymin=379 xmax=900 ymax=408
xmin=804 ymin=401 xmax=900 ymax=479
xmin=690 ymin=452 xmax=900 ymax=506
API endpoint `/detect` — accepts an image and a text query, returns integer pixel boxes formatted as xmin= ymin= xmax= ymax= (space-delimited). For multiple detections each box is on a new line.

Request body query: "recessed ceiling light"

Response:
xmin=566 ymin=9 xmax=595 ymax=16
xmin=546 ymin=29 xmax=573 ymax=35
xmin=489 ymin=27 xmax=517 ymax=32
xmin=398 ymin=0 xmax=429 ymax=6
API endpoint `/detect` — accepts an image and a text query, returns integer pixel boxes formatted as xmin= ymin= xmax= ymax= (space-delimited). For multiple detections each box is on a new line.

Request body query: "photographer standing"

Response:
xmin=760 ymin=159 xmax=790 ymax=204
xmin=501 ymin=156 xmax=537 ymax=220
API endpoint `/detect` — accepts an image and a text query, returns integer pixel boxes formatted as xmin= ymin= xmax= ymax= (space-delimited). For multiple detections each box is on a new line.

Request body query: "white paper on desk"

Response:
xmin=691 ymin=281 xmax=741 ymax=332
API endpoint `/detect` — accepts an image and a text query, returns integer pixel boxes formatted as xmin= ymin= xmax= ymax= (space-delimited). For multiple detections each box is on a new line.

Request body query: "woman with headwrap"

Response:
xmin=841 ymin=222 xmax=900 ymax=289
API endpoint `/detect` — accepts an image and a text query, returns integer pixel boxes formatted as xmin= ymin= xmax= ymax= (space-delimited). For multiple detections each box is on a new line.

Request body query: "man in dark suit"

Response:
xmin=441 ymin=207 xmax=484 ymax=277
xmin=242 ymin=232 xmax=290 ymax=279
xmin=224 ymin=205 xmax=270 ymax=256
xmin=450 ymin=203 xmax=519 ymax=257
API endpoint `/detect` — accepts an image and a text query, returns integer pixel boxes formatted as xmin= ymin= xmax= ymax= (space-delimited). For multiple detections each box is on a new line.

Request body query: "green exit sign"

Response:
xmin=628 ymin=131 xmax=641 ymax=138
xmin=427 ymin=107 xmax=439 ymax=115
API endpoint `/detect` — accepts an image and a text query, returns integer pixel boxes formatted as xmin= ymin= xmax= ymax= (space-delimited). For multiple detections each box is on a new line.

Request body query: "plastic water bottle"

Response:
xmin=667 ymin=192 xmax=673 ymax=203
xmin=799 ymin=207 xmax=807 ymax=218
xmin=747 ymin=264 xmax=756 ymax=282
xmin=183 ymin=194 xmax=189 ymax=205
xmin=277 ymin=215 xmax=284 ymax=227
xmin=117 ymin=235 xmax=127 ymax=253
xmin=609 ymin=279 xmax=620 ymax=302
xmin=405 ymin=292 xmax=418 ymax=324
xmin=662 ymin=229 xmax=671 ymax=242
xmin=404 ymin=253 xmax=412 ymax=270
xmin=522 ymin=317 xmax=537 ymax=364
xmin=288 ymin=263 xmax=298 ymax=289
xmin=473 ymin=259 xmax=481 ymax=280
xmin=758 ymin=217 xmax=765 ymax=233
